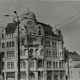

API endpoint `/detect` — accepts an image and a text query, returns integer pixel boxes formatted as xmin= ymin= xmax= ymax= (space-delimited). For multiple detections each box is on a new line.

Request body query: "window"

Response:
xmin=41 ymin=39 xmax=44 ymax=45
xmin=54 ymin=42 xmax=57 ymax=48
xmin=23 ymin=61 xmax=26 ymax=68
xmin=38 ymin=30 xmax=41 ymax=35
xmin=59 ymin=62 xmax=61 ymax=68
xmin=49 ymin=51 xmax=51 ymax=57
xmin=7 ymin=62 xmax=14 ymax=69
xmin=20 ymin=61 xmax=26 ymax=68
xmin=35 ymin=49 xmax=38 ymax=55
xmin=12 ymin=51 xmax=15 ymax=57
xmin=20 ymin=49 xmax=22 ymax=56
xmin=52 ymin=42 xmax=54 ymax=48
xmin=9 ymin=42 xmax=11 ymax=47
xmin=49 ymin=61 xmax=51 ymax=68
xmin=29 ymin=49 xmax=33 ymax=58
xmin=55 ymin=62 xmax=58 ymax=68
xmin=38 ymin=60 xmax=43 ymax=68
xmin=30 ymin=62 xmax=34 ymax=68
xmin=20 ymin=50 xmax=25 ymax=56
xmin=62 ymin=62 xmax=63 ymax=68
xmin=6 ymin=42 xmax=8 ymax=48
xmin=2 ymin=43 xmax=5 ymax=48
xmin=46 ymin=50 xmax=48 ymax=57
xmin=46 ymin=41 xmax=50 ymax=47
xmin=40 ymin=49 xmax=43 ymax=56
xmin=47 ymin=61 xmax=51 ymax=68
xmin=52 ymin=42 xmax=57 ymax=48
xmin=47 ymin=61 xmax=48 ymax=68
xmin=22 ymin=38 xmax=25 ymax=45
xmin=2 ymin=34 xmax=4 ymax=38
xmin=7 ymin=62 xmax=10 ymax=69
xmin=38 ymin=27 xmax=41 ymax=35
xmin=6 ymin=41 xmax=14 ymax=48
xmin=7 ymin=51 xmax=14 ymax=57
xmin=11 ymin=62 xmax=14 ymax=69
xmin=53 ymin=51 xmax=57 ymax=58
xmin=12 ymin=41 xmax=14 ymax=47
xmin=2 ymin=52 xmax=5 ymax=58
xmin=2 ymin=62 xmax=5 ymax=69
xmin=53 ymin=62 xmax=55 ymax=68
xmin=27 ymin=21 xmax=32 ymax=25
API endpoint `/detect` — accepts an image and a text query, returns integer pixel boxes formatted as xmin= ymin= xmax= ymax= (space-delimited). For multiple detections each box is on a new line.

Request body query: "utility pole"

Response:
xmin=14 ymin=11 xmax=21 ymax=80
xmin=5 ymin=11 xmax=21 ymax=80
xmin=5 ymin=10 xmax=32 ymax=80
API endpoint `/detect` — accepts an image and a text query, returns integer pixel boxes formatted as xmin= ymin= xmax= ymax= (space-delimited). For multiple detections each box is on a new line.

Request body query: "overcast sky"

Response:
xmin=0 ymin=0 xmax=80 ymax=53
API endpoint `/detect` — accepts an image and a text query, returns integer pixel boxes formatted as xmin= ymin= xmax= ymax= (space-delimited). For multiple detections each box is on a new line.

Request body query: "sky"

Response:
xmin=0 ymin=0 xmax=80 ymax=53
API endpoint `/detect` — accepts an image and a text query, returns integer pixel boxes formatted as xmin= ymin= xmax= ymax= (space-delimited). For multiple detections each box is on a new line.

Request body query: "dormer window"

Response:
xmin=27 ymin=21 xmax=32 ymax=25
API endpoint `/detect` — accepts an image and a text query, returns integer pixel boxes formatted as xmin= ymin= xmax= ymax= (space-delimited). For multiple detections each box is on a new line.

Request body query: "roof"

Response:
xmin=64 ymin=51 xmax=80 ymax=61
xmin=5 ymin=22 xmax=17 ymax=34
xmin=69 ymin=55 xmax=80 ymax=61
xmin=74 ymin=63 xmax=80 ymax=68
xmin=5 ymin=21 xmax=56 ymax=36
xmin=21 ymin=10 xmax=36 ymax=20
xmin=37 ymin=22 xmax=56 ymax=36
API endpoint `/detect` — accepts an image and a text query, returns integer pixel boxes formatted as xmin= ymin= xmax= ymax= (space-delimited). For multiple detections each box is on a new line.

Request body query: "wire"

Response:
xmin=53 ymin=17 xmax=80 ymax=34
xmin=59 ymin=17 xmax=80 ymax=30
xmin=54 ymin=11 xmax=80 ymax=28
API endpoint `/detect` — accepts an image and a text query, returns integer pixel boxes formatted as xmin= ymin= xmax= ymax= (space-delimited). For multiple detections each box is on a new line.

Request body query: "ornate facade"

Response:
xmin=1 ymin=10 xmax=65 ymax=80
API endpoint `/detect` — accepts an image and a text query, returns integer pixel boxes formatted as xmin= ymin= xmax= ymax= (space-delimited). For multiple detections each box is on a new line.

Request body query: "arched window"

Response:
xmin=35 ymin=49 xmax=38 ymax=55
xmin=41 ymin=39 xmax=44 ymax=45
xmin=40 ymin=49 xmax=44 ymax=56
xmin=38 ymin=27 xmax=41 ymax=35
xmin=23 ymin=61 xmax=26 ymax=68
xmin=29 ymin=49 xmax=33 ymax=58
xmin=22 ymin=38 xmax=25 ymax=45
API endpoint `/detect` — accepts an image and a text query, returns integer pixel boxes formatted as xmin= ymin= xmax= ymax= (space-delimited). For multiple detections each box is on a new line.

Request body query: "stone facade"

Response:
xmin=1 ymin=10 xmax=65 ymax=80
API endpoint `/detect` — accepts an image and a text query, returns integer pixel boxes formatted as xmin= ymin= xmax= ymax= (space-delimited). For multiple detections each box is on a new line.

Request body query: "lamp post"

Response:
xmin=5 ymin=11 xmax=21 ymax=80
xmin=14 ymin=11 xmax=21 ymax=80
xmin=5 ymin=11 xmax=32 ymax=80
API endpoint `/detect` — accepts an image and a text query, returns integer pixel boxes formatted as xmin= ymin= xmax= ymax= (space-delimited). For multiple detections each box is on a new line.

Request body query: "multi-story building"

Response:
xmin=1 ymin=10 xmax=65 ymax=80
xmin=64 ymin=50 xmax=80 ymax=80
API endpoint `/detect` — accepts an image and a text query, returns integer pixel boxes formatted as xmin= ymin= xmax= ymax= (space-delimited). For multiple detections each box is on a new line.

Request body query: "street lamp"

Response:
xmin=5 ymin=11 xmax=21 ymax=80
xmin=5 ymin=10 xmax=32 ymax=80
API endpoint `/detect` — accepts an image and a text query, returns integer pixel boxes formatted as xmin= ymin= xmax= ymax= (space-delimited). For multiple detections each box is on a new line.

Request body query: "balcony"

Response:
xmin=37 ymin=59 xmax=44 ymax=71
xmin=59 ymin=57 xmax=64 ymax=61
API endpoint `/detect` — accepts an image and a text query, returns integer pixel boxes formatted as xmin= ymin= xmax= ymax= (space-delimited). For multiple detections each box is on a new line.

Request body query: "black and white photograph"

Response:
xmin=0 ymin=0 xmax=80 ymax=80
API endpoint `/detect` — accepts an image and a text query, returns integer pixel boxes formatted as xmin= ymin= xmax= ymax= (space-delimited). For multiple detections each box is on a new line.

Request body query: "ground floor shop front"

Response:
xmin=2 ymin=71 xmax=65 ymax=80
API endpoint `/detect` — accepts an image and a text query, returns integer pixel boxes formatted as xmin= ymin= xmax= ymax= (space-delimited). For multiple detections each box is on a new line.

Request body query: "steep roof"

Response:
xmin=64 ymin=51 xmax=80 ymax=61
xmin=37 ymin=22 xmax=56 ymax=36
xmin=5 ymin=22 xmax=17 ymax=34
xmin=5 ymin=21 xmax=56 ymax=36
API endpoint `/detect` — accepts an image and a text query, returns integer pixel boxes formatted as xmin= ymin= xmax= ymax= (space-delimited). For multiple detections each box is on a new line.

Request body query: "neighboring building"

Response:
xmin=64 ymin=50 xmax=80 ymax=80
xmin=1 ymin=10 xmax=65 ymax=80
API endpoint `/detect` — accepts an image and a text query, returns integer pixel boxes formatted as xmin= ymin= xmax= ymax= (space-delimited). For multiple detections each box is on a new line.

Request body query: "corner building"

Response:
xmin=1 ymin=10 xmax=65 ymax=80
